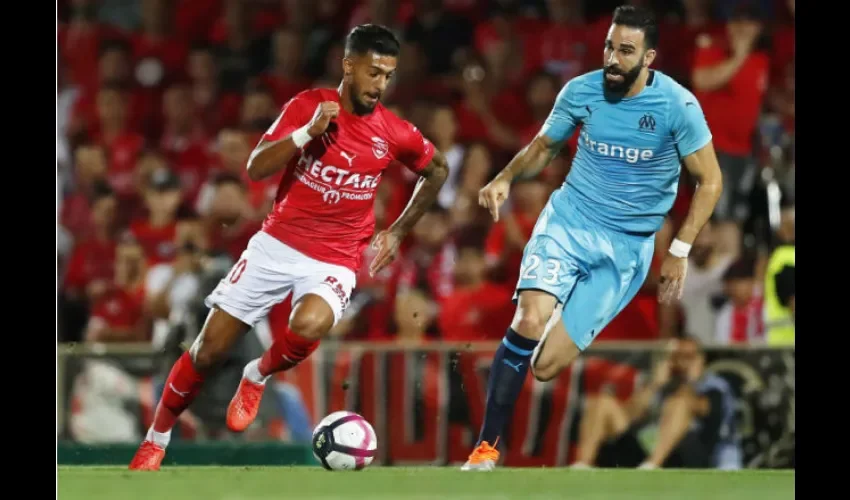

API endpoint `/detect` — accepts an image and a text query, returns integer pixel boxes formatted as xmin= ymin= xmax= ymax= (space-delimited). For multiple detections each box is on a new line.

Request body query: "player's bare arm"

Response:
xmin=479 ymin=133 xmax=562 ymax=221
xmin=369 ymin=148 xmax=449 ymax=276
xmin=246 ymin=101 xmax=341 ymax=181
xmin=658 ymin=141 xmax=723 ymax=304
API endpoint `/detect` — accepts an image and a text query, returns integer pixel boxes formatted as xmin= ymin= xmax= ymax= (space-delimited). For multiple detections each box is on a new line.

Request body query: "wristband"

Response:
xmin=669 ymin=239 xmax=691 ymax=258
xmin=291 ymin=125 xmax=312 ymax=148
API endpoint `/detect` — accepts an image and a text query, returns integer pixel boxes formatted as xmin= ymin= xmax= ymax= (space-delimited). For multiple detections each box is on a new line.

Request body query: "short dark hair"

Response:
xmin=345 ymin=24 xmax=401 ymax=58
xmin=612 ymin=5 xmax=659 ymax=50
xmin=90 ymin=180 xmax=115 ymax=203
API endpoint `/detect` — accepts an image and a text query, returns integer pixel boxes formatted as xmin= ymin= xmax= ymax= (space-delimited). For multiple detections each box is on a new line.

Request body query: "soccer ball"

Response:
xmin=312 ymin=410 xmax=377 ymax=471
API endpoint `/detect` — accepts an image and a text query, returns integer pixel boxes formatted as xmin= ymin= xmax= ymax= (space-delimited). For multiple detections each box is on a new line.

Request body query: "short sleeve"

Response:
xmin=262 ymin=95 xmax=313 ymax=142
xmin=670 ymin=89 xmax=713 ymax=158
xmin=540 ymin=79 xmax=580 ymax=144
xmin=395 ymin=121 xmax=435 ymax=173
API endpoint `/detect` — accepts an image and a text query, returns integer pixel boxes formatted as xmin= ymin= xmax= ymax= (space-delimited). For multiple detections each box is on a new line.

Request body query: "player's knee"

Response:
xmin=513 ymin=311 xmax=549 ymax=340
xmin=190 ymin=335 xmax=230 ymax=372
xmin=531 ymin=359 xmax=561 ymax=382
xmin=289 ymin=308 xmax=334 ymax=341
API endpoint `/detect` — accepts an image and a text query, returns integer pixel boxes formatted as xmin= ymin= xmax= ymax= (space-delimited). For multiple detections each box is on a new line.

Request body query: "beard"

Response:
xmin=349 ymin=83 xmax=379 ymax=115
xmin=603 ymin=62 xmax=643 ymax=94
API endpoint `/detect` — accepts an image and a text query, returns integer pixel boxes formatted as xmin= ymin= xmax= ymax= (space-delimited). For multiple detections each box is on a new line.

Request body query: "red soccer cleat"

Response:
xmin=226 ymin=377 xmax=266 ymax=432
xmin=128 ymin=441 xmax=165 ymax=471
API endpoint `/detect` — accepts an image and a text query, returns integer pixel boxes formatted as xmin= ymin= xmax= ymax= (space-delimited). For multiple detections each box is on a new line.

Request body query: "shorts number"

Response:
xmin=520 ymin=254 xmax=561 ymax=285
xmin=229 ymin=259 xmax=248 ymax=284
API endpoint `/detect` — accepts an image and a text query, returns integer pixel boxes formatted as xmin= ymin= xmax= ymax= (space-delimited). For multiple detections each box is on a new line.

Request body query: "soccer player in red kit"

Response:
xmin=129 ymin=24 xmax=449 ymax=470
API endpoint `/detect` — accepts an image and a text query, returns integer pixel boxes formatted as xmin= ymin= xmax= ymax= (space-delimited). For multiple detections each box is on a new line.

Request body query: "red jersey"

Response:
xmin=692 ymin=34 xmax=769 ymax=156
xmin=260 ymin=88 xmax=436 ymax=272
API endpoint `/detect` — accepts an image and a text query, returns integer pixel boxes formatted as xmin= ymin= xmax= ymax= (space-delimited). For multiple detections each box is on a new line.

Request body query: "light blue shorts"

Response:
xmin=513 ymin=199 xmax=655 ymax=351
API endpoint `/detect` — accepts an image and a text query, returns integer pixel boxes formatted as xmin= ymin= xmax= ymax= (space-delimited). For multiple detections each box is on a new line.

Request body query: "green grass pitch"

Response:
xmin=58 ymin=466 xmax=794 ymax=500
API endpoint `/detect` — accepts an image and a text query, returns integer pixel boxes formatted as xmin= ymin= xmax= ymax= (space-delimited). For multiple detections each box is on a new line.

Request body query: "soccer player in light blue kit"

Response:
xmin=462 ymin=5 xmax=723 ymax=470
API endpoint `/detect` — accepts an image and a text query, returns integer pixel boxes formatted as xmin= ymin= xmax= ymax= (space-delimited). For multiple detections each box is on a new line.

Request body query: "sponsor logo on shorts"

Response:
xmin=323 ymin=276 xmax=350 ymax=309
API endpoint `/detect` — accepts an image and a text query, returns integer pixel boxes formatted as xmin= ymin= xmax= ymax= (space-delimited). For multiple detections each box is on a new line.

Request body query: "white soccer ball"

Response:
xmin=311 ymin=410 xmax=378 ymax=471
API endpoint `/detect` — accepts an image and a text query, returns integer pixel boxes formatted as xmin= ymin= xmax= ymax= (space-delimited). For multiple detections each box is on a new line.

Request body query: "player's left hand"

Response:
xmin=369 ymin=229 xmax=403 ymax=277
xmin=658 ymin=254 xmax=688 ymax=304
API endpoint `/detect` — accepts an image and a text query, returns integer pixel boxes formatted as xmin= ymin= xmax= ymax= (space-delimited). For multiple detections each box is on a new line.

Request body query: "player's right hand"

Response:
xmin=478 ymin=175 xmax=511 ymax=222
xmin=307 ymin=102 xmax=341 ymax=137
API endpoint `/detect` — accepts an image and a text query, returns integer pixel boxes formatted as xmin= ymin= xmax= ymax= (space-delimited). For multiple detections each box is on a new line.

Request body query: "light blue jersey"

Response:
xmin=516 ymin=70 xmax=712 ymax=350
xmin=542 ymin=69 xmax=712 ymax=234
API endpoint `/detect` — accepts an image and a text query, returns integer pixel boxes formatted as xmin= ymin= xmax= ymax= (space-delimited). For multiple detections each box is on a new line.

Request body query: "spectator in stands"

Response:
xmin=517 ymin=70 xmax=565 ymax=148
xmin=60 ymin=181 xmax=120 ymax=343
xmin=763 ymin=205 xmax=794 ymax=345
xmin=394 ymin=288 xmax=436 ymax=345
xmin=404 ymin=0 xmax=474 ymax=76
xmin=95 ymin=84 xmax=147 ymax=201
xmin=215 ymin=0 xmax=268 ymax=93
xmin=84 ymin=233 xmax=148 ymax=343
xmin=678 ymin=220 xmax=739 ymax=343
xmin=159 ymin=82 xmax=211 ymax=207
xmin=397 ymin=205 xmax=456 ymax=304
xmin=144 ymin=217 xmax=206 ymax=348
xmin=535 ymin=0 xmax=590 ymax=84
xmin=573 ymin=337 xmax=742 ymax=470
xmin=64 ymin=182 xmax=120 ymax=304
xmin=201 ymin=174 xmax=263 ymax=262
xmin=130 ymin=168 xmax=183 ymax=266
xmin=66 ymin=38 xmax=139 ymax=143
xmin=261 ymin=28 xmax=312 ymax=104
xmin=660 ymin=0 xmax=722 ymax=87
xmin=133 ymin=0 xmax=188 ymax=91
xmin=188 ymin=43 xmax=242 ymax=133
xmin=201 ymin=128 xmax=274 ymax=219
xmin=61 ymin=145 xmax=109 ymax=241
xmin=691 ymin=4 xmax=769 ymax=224
xmin=429 ymin=104 xmax=491 ymax=211
xmin=439 ymin=240 xmax=513 ymax=340
xmin=454 ymin=56 xmax=531 ymax=155
xmin=240 ymin=84 xmax=278 ymax=132
xmin=715 ymin=257 xmax=764 ymax=344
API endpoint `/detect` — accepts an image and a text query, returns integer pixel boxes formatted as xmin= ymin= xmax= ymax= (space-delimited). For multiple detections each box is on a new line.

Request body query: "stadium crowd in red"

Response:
xmin=57 ymin=0 xmax=795 ymax=348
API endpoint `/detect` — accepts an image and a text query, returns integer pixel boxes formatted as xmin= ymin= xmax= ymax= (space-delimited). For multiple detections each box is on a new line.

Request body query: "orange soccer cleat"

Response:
xmin=226 ymin=377 xmax=266 ymax=432
xmin=128 ymin=440 xmax=166 ymax=471
xmin=461 ymin=440 xmax=501 ymax=471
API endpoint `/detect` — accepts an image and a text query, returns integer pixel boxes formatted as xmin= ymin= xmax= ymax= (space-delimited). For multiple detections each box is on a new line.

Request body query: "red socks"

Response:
xmin=258 ymin=327 xmax=320 ymax=376
xmin=152 ymin=352 xmax=205 ymax=433
xmin=150 ymin=328 xmax=317 ymax=434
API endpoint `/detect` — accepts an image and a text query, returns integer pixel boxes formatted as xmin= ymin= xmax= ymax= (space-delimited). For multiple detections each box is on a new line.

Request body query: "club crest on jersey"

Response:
xmin=371 ymin=137 xmax=388 ymax=159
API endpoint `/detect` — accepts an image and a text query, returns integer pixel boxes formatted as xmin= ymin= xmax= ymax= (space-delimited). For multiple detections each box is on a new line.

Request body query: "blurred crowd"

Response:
xmin=57 ymin=0 xmax=796 ymax=356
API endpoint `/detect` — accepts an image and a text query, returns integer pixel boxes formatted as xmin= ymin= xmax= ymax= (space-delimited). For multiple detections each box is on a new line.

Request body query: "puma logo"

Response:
xmin=502 ymin=359 xmax=523 ymax=373
xmin=340 ymin=151 xmax=356 ymax=167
